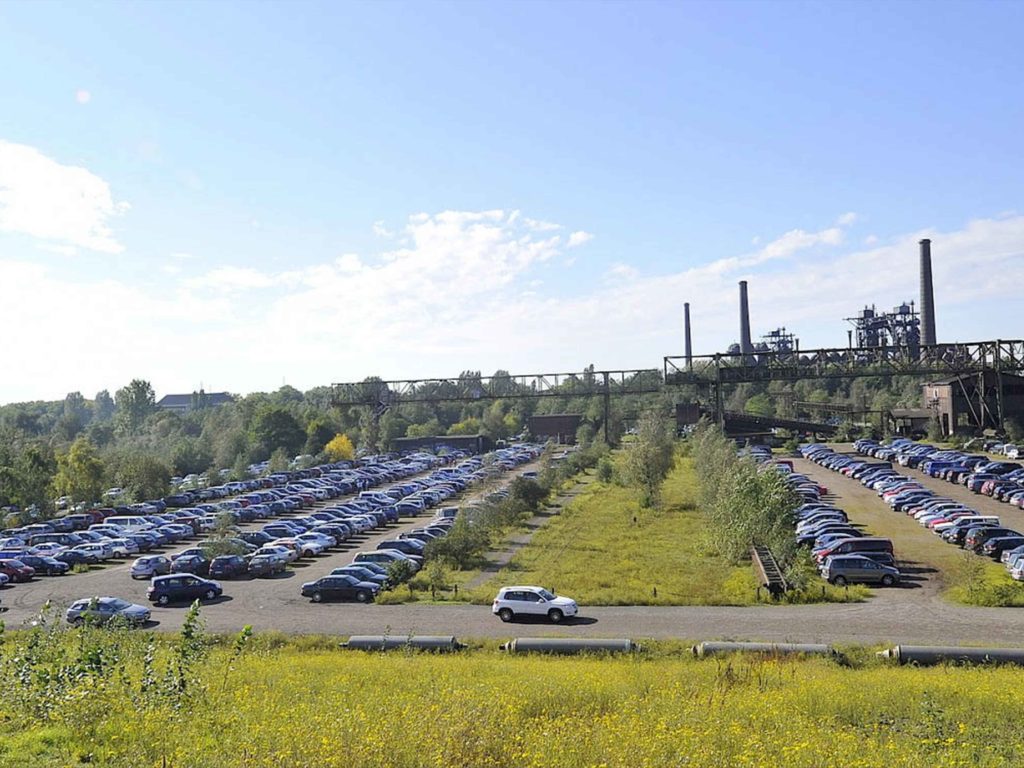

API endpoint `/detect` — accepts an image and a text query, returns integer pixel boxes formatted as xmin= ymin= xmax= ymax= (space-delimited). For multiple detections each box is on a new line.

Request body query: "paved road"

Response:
xmin=8 ymin=447 xmax=1024 ymax=646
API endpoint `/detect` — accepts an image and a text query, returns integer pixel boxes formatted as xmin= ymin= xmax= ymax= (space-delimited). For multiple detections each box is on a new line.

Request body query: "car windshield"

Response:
xmin=538 ymin=589 xmax=556 ymax=601
xmin=106 ymin=598 xmax=131 ymax=610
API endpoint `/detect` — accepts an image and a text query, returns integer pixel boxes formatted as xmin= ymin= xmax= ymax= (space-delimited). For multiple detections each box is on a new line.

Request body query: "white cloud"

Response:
xmin=0 ymin=140 xmax=128 ymax=253
xmin=75 ymin=89 xmax=91 ymax=105
xmin=3 ymin=209 xmax=1024 ymax=405
xmin=186 ymin=266 xmax=276 ymax=292
xmin=372 ymin=221 xmax=394 ymax=238
xmin=567 ymin=230 xmax=593 ymax=248
xmin=836 ymin=211 xmax=858 ymax=226
xmin=864 ymin=235 xmax=879 ymax=246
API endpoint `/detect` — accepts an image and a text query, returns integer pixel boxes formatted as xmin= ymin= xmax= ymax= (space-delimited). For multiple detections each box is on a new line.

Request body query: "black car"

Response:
xmin=56 ymin=550 xmax=98 ymax=567
xmin=301 ymin=575 xmax=379 ymax=603
xmin=209 ymin=555 xmax=249 ymax=579
xmin=330 ymin=565 xmax=389 ymax=589
xmin=17 ymin=555 xmax=71 ymax=575
xmin=170 ymin=554 xmax=211 ymax=577
xmin=238 ymin=530 xmax=275 ymax=547
xmin=247 ymin=554 xmax=286 ymax=578
xmin=147 ymin=574 xmax=223 ymax=605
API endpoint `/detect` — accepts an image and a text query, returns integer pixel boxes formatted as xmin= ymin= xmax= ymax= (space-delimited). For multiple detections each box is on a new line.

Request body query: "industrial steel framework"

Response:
xmin=664 ymin=339 xmax=1024 ymax=428
xmin=331 ymin=369 xmax=663 ymax=443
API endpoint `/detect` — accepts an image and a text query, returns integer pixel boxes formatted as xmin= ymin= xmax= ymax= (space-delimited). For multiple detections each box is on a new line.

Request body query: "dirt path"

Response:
xmin=464 ymin=476 xmax=591 ymax=590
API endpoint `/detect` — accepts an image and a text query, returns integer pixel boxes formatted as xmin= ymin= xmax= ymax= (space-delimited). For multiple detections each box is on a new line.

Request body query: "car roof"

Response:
xmin=500 ymin=585 xmax=546 ymax=591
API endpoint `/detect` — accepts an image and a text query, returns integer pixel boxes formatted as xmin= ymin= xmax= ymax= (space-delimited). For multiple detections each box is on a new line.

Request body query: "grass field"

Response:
xmin=460 ymin=456 xmax=764 ymax=605
xmin=5 ymin=626 xmax=1024 ymax=768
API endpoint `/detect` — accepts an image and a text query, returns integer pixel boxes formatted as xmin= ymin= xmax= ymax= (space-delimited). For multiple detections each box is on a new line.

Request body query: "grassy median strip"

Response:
xmin=6 ymin=628 xmax=1024 ymax=768
xmin=462 ymin=457 xmax=761 ymax=605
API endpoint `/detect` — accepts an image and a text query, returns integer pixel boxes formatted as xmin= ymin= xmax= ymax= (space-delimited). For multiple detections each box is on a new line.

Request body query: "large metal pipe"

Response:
xmin=691 ymin=641 xmax=835 ymax=658
xmin=500 ymin=638 xmax=638 ymax=654
xmin=739 ymin=281 xmax=754 ymax=355
xmin=342 ymin=635 xmax=466 ymax=652
xmin=684 ymin=302 xmax=693 ymax=370
xmin=879 ymin=645 xmax=1024 ymax=666
xmin=919 ymin=239 xmax=937 ymax=346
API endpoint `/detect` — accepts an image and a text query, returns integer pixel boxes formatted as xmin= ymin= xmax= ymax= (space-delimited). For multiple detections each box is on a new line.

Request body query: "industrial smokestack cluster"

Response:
xmin=684 ymin=302 xmax=693 ymax=369
xmin=919 ymin=238 xmax=936 ymax=346
xmin=739 ymin=280 xmax=754 ymax=355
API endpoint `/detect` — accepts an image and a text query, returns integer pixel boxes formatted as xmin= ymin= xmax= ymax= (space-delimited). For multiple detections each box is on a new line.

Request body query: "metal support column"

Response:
xmin=714 ymin=355 xmax=724 ymax=426
xmin=602 ymin=371 xmax=611 ymax=445
xmin=996 ymin=340 xmax=1006 ymax=433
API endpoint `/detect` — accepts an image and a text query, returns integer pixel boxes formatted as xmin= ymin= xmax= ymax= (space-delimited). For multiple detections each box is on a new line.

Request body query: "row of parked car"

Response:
xmin=856 ymin=439 xmax=1024 ymax=506
xmin=779 ymin=445 xmax=901 ymax=586
xmin=60 ymin=444 xmax=543 ymax=621
xmin=0 ymin=450 xmax=472 ymax=586
xmin=852 ymin=438 xmax=1024 ymax=579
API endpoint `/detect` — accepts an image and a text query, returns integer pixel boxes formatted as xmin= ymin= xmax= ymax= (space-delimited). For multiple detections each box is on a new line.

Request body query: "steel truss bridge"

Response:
xmin=331 ymin=369 xmax=663 ymax=443
xmin=664 ymin=339 xmax=1024 ymax=426
xmin=331 ymin=340 xmax=1024 ymax=442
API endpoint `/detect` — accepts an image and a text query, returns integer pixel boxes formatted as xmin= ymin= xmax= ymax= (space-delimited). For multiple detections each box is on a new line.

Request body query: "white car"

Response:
xmin=491 ymin=586 xmax=579 ymax=624
xmin=30 ymin=542 xmax=67 ymax=557
xmin=254 ymin=545 xmax=298 ymax=564
xmin=73 ymin=542 xmax=113 ymax=561
xmin=290 ymin=534 xmax=328 ymax=557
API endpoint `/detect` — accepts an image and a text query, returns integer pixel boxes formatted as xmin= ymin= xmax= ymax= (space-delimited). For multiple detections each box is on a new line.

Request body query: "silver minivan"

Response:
xmin=821 ymin=555 xmax=900 ymax=586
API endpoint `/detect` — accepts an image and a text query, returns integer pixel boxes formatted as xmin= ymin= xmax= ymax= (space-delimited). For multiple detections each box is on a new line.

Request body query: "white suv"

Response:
xmin=492 ymin=585 xmax=578 ymax=623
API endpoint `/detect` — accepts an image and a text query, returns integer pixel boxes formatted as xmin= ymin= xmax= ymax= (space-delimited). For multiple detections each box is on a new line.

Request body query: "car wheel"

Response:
xmin=832 ymin=575 xmax=847 ymax=586
xmin=204 ymin=589 xmax=217 ymax=601
xmin=157 ymin=594 xmax=170 ymax=606
xmin=69 ymin=617 xmax=84 ymax=627
xmin=498 ymin=608 xmax=514 ymax=623
xmin=311 ymin=591 xmax=323 ymax=603
xmin=356 ymin=591 xmax=370 ymax=603
xmin=548 ymin=608 xmax=564 ymax=624
xmin=881 ymin=574 xmax=895 ymax=587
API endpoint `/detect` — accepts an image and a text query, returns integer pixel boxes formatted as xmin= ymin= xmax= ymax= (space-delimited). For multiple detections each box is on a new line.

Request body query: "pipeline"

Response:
xmin=692 ymin=641 xmax=835 ymax=658
xmin=342 ymin=635 xmax=466 ymax=652
xmin=501 ymin=638 xmax=638 ymax=654
xmin=880 ymin=645 xmax=1024 ymax=666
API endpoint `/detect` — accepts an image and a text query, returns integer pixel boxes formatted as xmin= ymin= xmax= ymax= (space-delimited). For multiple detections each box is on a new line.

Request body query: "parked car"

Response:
xmin=491 ymin=585 xmax=579 ymax=623
xmin=301 ymin=575 xmax=380 ymax=603
xmin=0 ymin=558 xmax=35 ymax=582
xmin=66 ymin=596 xmax=151 ymax=626
xmin=209 ymin=555 xmax=249 ymax=579
xmin=330 ymin=565 xmax=389 ymax=589
xmin=55 ymin=549 xmax=98 ymax=567
xmin=171 ymin=554 xmax=211 ymax=577
xmin=130 ymin=555 xmax=172 ymax=580
xmin=820 ymin=555 xmax=900 ymax=586
xmin=247 ymin=553 xmax=287 ymax=578
xmin=147 ymin=574 xmax=223 ymax=605
xmin=16 ymin=555 xmax=70 ymax=576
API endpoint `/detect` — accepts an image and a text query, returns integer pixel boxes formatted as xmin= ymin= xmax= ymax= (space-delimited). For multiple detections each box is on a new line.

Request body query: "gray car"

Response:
xmin=66 ymin=596 xmax=152 ymax=626
xmin=130 ymin=555 xmax=172 ymax=579
xmin=820 ymin=555 xmax=900 ymax=586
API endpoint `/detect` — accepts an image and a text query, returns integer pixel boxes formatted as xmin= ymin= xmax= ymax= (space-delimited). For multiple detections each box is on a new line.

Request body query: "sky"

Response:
xmin=0 ymin=0 xmax=1022 ymax=404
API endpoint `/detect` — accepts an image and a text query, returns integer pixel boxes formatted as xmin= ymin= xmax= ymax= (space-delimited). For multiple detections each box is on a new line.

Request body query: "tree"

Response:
xmin=304 ymin=418 xmax=336 ymax=456
xmin=268 ymin=448 xmax=291 ymax=473
xmin=447 ymin=417 xmax=482 ymax=436
xmin=53 ymin=438 xmax=106 ymax=505
xmin=116 ymin=455 xmax=171 ymax=502
xmin=0 ymin=443 xmax=56 ymax=512
xmin=249 ymin=406 xmax=305 ymax=459
xmin=58 ymin=391 xmax=90 ymax=439
xmin=172 ymin=438 xmax=214 ymax=476
xmin=624 ymin=410 xmax=676 ymax=508
xmin=324 ymin=433 xmax=355 ymax=462
xmin=93 ymin=390 xmax=115 ymax=422
xmin=115 ymin=379 xmax=156 ymax=434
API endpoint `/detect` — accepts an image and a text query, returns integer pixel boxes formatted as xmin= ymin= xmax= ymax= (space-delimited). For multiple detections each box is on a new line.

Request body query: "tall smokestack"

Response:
xmin=739 ymin=280 xmax=753 ymax=355
xmin=919 ymin=239 xmax=936 ymax=346
xmin=684 ymin=302 xmax=693 ymax=369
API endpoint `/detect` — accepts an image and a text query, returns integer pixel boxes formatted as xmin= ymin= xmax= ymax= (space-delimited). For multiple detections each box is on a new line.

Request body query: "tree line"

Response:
xmin=0 ymin=368 xmax=669 ymax=520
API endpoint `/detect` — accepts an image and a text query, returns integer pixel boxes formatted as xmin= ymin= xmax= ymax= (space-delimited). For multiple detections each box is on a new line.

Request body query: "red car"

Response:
xmin=0 ymin=558 xmax=35 ymax=582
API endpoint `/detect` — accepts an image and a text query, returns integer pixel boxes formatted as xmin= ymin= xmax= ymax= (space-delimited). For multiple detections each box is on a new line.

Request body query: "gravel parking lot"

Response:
xmin=8 ymin=446 xmax=1024 ymax=646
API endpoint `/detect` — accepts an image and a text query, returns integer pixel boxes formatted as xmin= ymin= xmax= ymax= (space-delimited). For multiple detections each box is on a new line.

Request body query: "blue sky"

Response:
xmin=1 ymin=0 xmax=1022 ymax=403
